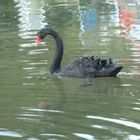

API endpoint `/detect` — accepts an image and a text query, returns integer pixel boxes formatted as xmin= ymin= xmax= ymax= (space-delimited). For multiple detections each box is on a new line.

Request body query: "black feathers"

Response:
xmin=37 ymin=28 xmax=123 ymax=78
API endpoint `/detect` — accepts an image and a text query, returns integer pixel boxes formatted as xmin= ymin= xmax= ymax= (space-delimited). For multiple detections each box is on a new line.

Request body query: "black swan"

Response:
xmin=36 ymin=28 xmax=123 ymax=78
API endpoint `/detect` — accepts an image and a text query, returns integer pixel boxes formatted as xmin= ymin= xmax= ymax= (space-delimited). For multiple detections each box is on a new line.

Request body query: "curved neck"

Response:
xmin=46 ymin=29 xmax=63 ymax=73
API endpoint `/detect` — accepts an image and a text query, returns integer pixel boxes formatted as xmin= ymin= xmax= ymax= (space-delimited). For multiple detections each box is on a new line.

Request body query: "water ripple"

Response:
xmin=133 ymin=108 xmax=140 ymax=111
xmin=20 ymin=107 xmax=64 ymax=114
xmin=120 ymin=72 xmax=140 ymax=77
xmin=0 ymin=129 xmax=23 ymax=138
xmin=133 ymin=101 xmax=140 ymax=111
xmin=86 ymin=115 xmax=140 ymax=130
xmin=91 ymin=125 xmax=108 ymax=130
xmin=126 ymin=135 xmax=140 ymax=140
xmin=17 ymin=107 xmax=65 ymax=124
xmin=29 ymin=48 xmax=48 ymax=55
xmin=40 ymin=133 xmax=66 ymax=138
xmin=73 ymin=133 xmax=95 ymax=140
xmin=25 ymin=108 xmax=64 ymax=113
xmin=19 ymin=43 xmax=35 ymax=48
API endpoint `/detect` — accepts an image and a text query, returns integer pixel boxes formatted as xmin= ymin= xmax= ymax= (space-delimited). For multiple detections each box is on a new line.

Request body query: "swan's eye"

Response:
xmin=39 ymin=32 xmax=47 ymax=39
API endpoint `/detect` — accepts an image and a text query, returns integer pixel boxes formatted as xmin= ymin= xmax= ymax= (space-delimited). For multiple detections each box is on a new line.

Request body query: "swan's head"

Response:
xmin=36 ymin=28 xmax=56 ymax=45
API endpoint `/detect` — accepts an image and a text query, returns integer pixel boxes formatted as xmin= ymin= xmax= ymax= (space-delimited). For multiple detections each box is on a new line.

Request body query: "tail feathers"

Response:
xmin=110 ymin=66 xmax=123 ymax=76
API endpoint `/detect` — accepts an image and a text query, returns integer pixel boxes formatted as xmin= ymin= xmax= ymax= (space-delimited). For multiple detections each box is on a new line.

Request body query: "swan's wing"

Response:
xmin=61 ymin=56 xmax=118 ymax=78
xmin=75 ymin=56 xmax=116 ymax=71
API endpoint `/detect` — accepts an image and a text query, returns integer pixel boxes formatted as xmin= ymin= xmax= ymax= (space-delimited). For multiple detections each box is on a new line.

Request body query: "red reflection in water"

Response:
xmin=118 ymin=2 xmax=140 ymax=74
xmin=39 ymin=99 xmax=47 ymax=109
xmin=119 ymin=2 xmax=136 ymax=36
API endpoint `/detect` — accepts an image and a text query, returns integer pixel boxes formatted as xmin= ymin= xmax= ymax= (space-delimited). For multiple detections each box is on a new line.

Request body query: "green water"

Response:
xmin=0 ymin=0 xmax=140 ymax=139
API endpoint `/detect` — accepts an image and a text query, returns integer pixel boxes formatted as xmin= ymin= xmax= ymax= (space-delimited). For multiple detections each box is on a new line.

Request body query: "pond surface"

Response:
xmin=0 ymin=0 xmax=140 ymax=139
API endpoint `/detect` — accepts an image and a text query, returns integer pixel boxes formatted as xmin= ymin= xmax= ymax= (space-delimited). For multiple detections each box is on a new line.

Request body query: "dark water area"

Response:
xmin=0 ymin=0 xmax=140 ymax=139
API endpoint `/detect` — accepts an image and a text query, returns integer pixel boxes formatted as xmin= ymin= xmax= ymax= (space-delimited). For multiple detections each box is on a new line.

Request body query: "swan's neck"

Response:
xmin=49 ymin=31 xmax=63 ymax=74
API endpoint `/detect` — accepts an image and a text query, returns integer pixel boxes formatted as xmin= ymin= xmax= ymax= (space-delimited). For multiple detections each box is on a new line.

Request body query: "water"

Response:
xmin=0 ymin=0 xmax=140 ymax=139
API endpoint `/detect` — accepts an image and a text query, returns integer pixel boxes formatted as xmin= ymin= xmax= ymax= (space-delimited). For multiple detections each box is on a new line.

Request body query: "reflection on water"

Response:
xmin=14 ymin=0 xmax=49 ymax=86
xmin=0 ymin=130 xmax=22 ymax=138
xmin=86 ymin=115 xmax=140 ymax=130
xmin=0 ymin=0 xmax=140 ymax=140
xmin=79 ymin=0 xmax=96 ymax=46
xmin=15 ymin=0 xmax=47 ymax=33
xmin=74 ymin=133 xmax=95 ymax=140
xmin=79 ymin=0 xmax=140 ymax=76
xmin=118 ymin=1 xmax=140 ymax=75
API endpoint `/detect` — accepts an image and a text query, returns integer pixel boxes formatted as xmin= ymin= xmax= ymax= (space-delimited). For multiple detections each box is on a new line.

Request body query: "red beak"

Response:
xmin=36 ymin=35 xmax=41 ymax=45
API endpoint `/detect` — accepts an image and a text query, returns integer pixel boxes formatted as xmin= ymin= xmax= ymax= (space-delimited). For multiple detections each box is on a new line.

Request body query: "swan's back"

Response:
xmin=59 ymin=56 xmax=122 ymax=78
